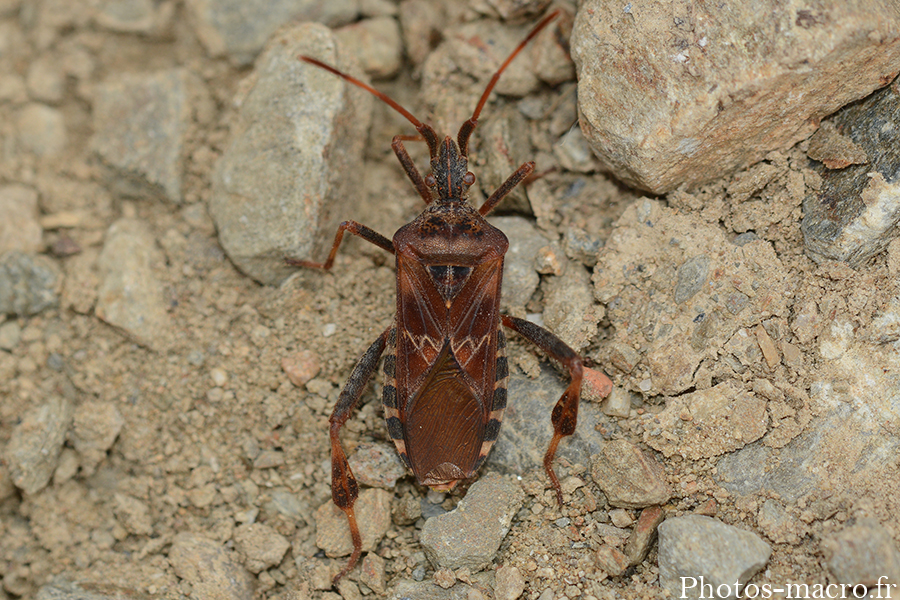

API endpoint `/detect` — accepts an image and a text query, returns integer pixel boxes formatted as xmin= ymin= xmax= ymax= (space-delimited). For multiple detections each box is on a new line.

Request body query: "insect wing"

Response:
xmin=395 ymin=255 xmax=503 ymax=406
xmin=394 ymin=255 xmax=504 ymax=482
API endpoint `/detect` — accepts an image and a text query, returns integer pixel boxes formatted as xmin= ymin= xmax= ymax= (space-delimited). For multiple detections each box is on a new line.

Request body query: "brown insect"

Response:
xmin=291 ymin=10 xmax=588 ymax=583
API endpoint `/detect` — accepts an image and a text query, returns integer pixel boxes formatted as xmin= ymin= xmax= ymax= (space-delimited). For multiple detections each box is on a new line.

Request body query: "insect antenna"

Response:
xmin=457 ymin=9 xmax=561 ymax=156
xmin=298 ymin=56 xmax=440 ymax=154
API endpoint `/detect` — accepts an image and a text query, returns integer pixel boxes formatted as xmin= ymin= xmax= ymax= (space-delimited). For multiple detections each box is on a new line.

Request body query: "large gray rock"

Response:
xmin=187 ymin=0 xmax=359 ymax=66
xmin=658 ymin=515 xmax=771 ymax=600
xmin=572 ymin=0 xmax=900 ymax=193
xmin=419 ymin=473 xmax=524 ymax=571
xmin=802 ymin=76 xmax=900 ymax=267
xmin=209 ymin=23 xmax=372 ymax=284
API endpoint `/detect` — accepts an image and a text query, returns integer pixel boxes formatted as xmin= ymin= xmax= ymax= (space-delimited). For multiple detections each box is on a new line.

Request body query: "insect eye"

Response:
xmin=463 ymin=172 xmax=475 ymax=186
xmin=425 ymin=174 xmax=436 ymax=187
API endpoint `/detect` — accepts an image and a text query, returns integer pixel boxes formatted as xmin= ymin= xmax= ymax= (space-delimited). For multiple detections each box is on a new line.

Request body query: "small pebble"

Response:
xmin=169 ymin=533 xmax=253 ymax=600
xmin=0 ymin=252 xmax=61 ymax=316
xmin=335 ymin=579 xmax=362 ymax=600
xmin=322 ymin=323 xmax=337 ymax=337
xmin=426 ymin=489 xmax=445 ymax=504
xmin=26 ymin=57 xmax=64 ymax=103
xmin=17 ymin=103 xmax=67 ymax=156
xmin=0 ymin=320 xmax=22 ymax=350
xmin=234 ymin=522 xmax=291 ymax=573
xmin=281 ymin=349 xmax=320 ymax=387
xmin=347 ymin=442 xmax=407 ymax=489
xmin=392 ymin=492 xmax=422 ymax=525
xmin=433 ymin=568 xmax=456 ymax=589
xmin=595 ymin=544 xmax=629 ymax=577
xmin=494 ymin=565 xmax=526 ymax=600
xmin=600 ymin=387 xmax=632 ymax=417
xmin=335 ymin=17 xmax=402 ymax=78
xmin=591 ymin=439 xmax=672 ymax=508
xmin=0 ymin=184 xmax=42 ymax=255
xmin=253 ymin=450 xmax=285 ymax=469
xmin=71 ymin=401 xmax=125 ymax=475
xmin=114 ymin=493 xmax=153 ymax=535
xmin=210 ymin=367 xmax=228 ymax=387
xmin=534 ymin=244 xmax=567 ymax=275
xmin=624 ymin=505 xmax=666 ymax=566
xmin=187 ymin=350 xmax=204 ymax=366
xmin=609 ymin=508 xmax=633 ymax=528
xmin=7 ymin=396 xmax=73 ymax=494
xmin=360 ymin=553 xmax=387 ymax=595
xmin=582 ymin=366 xmax=614 ymax=403
xmin=95 ymin=219 xmax=171 ymax=350
xmin=52 ymin=448 xmax=79 ymax=486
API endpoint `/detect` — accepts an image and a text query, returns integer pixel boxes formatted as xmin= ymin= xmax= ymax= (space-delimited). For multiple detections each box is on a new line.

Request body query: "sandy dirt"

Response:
xmin=1 ymin=1 xmax=899 ymax=600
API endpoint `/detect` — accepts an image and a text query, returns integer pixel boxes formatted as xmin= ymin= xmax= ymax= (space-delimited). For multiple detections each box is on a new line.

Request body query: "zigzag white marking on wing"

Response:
xmin=450 ymin=336 xmax=490 ymax=367
xmin=403 ymin=329 xmax=442 ymax=354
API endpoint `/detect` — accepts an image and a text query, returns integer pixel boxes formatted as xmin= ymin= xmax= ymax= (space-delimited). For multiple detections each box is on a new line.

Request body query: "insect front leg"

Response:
xmin=328 ymin=327 xmax=390 ymax=585
xmin=286 ymin=221 xmax=394 ymax=270
xmin=479 ymin=161 xmax=535 ymax=216
xmin=391 ymin=134 xmax=433 ymax=204
xmin=500 ymin=315 xmax=584 ymax=506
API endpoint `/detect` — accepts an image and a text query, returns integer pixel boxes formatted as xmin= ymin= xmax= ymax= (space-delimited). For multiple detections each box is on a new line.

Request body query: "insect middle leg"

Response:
xmin=285 ymin=221 xmax=394 ymax=270
xmin=327 ymin=327 xmax=391 ymax=584
xmin=500 ymin=315 xmax=584 ymax=506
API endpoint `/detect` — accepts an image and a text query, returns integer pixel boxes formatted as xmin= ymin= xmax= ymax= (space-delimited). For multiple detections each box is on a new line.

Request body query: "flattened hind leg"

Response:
xmin=328 ymin=327 xmax=390 ymax=585
xmin=501 ymin=315 xmax=584 ymax=506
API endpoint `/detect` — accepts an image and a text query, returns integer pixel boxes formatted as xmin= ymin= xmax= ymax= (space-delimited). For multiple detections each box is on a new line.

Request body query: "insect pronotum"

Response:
xmin=290 ymin=10 xmax=591 ymax=583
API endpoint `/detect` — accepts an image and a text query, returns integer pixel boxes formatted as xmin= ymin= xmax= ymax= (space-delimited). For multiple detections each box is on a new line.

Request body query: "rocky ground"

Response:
xmin=2 ymin=1 xmax=900 ymax=600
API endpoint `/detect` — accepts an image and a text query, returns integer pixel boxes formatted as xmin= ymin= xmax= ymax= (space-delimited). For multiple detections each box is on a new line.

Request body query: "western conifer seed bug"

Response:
xmin=290 ymin=10 xmax=592 ymax=583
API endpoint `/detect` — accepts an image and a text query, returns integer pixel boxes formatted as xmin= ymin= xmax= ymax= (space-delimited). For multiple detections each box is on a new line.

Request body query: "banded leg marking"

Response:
xmin=381 ymin=328 xmax=410 ymax=467
xmin=476 ymin=329 xmax=509 ymax=466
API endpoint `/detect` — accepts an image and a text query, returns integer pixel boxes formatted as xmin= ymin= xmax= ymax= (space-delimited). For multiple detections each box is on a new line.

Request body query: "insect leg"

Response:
xmin=285 ymin=221 xmax=394 ymax=270
xmin=392 ymin=135 xmax=433 ymax=204
xmin=328 ymin=327 xmax=391 ymax=585
xmin=500 ymin=315 xmax=583 ymax=506
xmin=479 ymin=161 xmax=536 ymax=216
